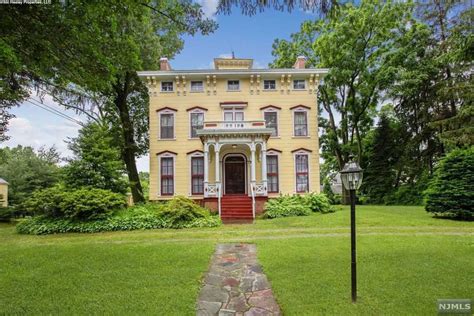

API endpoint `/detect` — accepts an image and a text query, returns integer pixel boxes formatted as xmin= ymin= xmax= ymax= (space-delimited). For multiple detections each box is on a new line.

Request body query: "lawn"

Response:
xmin=0 ymin=205 xmax=472 ymax=315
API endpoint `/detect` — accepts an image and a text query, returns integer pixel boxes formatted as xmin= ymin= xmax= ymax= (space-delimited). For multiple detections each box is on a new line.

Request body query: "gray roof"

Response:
xmin=0 ymin=178 xmax=8 ymax=185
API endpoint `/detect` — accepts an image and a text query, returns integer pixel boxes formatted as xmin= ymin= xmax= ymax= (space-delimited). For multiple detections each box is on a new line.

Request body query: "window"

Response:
xmin=294 ymin=111 xmax=308 ymax=136
xmin=161 ymin=157 xmax=174 ymax=195
xmin=160 ymin=113 xmax=174 ymax=139
xmin=264 ymin=111 xmax=278 ymax=136
xmin=191 ymin=157 xmax=204 ymax=194
xmin=190 ymin=112 xmax=204 ymax=138
xmin=161 ymin=81 xmax=173 ymax=92
xmin=190 ymin=81 xmax=203 ymax=92
xmin=295 ymin=154 xmax=309 ymax=193
xmin=267 ymin=155 xmax=279 ymax=193
xmin=264 ymin=80 xmax=276 ymax=90
xmin=293 ymin=80 xmax=306 ymax=90
xmin=224 ymin=108 xmax=244 ymax=121
xmin=227 ymin=80 xmax=240 ymax=91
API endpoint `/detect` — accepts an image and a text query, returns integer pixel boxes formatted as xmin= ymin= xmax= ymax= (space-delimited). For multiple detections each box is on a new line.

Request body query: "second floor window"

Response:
xmin=190 ymin=112 xmax=204 ymax=138
xmin=264 ymin=111 xmax=278 ymax=136
xmin=264 ymin=80 xmax=276 ymax=90
xmin=293 ymin=80 xmax=306 ymax=90
xmin=267 ymin=155 xmax=279 ymax=193
xmin=294 ymin=111 xmax=308 ymax=136
xmin=227 ymin=80 xmax=240 ymax=91
xmin=160 ymin=113 xmax=174 ymax=139
xmin=191 ymin=81 xmax=203 ymax=92
xmin=161 ymin=81 xmax=173 ymax=92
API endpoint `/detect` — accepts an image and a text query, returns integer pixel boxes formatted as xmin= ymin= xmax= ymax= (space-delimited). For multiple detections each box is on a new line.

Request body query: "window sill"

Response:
xmin=227 ymin=90 xmax=241 ymax=92
xmin=190 ymin=90 xmax=204 ymax=93
xmin=188 ymin=137 xmax=200 ymax=140
xmin=160 ymin=91 xmax=175 ymax=94
xmin=269 ymin=136 xmax=281 ymax=139
xmin=262 ymin=89 xmax=277 ymax=92
xmin=292 ymin=136 xmax=310 ymax=138
xmin=292 ymin=89 xmax=307 ymax=91
xmin=158 ymin=138 xmax=176 ymax=141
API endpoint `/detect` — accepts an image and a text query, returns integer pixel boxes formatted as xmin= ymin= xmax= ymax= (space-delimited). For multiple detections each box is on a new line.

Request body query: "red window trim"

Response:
xmin=267 ymin=155 xmax=279 ymax=193
xmin=295 ymin=154 xmax=309 ymax=193
xmin=191 ymin=157 xmax=204 ymax=195
xmin=161 ymin=157 xmax=174 ymax=196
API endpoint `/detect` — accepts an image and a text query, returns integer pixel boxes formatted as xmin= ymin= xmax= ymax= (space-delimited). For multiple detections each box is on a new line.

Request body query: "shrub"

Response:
xmin=20 ymin=186 xmax=126 ymax=220
xmin=16 ymin=196 xmax=221 ymax=235
xmin=0 ymin=207 xmax=12 ymax=222
xmin=263 ymin=193 xmax=335 ymax=219
xmin=425 ymin=148 xmax=474 ymax=219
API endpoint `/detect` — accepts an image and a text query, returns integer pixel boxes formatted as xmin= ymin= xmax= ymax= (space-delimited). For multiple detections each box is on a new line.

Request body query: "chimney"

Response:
xmin=160 ymin=57 xmax=171 ymax=71
xmin=293 ymin=56 xmax=306 ymax=69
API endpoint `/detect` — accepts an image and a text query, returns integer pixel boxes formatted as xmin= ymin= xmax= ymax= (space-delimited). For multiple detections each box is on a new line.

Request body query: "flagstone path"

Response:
xmin=196 ymin=243 xmax=281 ymax=316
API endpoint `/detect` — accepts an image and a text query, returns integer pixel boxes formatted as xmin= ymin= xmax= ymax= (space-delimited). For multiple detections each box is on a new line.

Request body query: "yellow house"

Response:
xmin=138 ymin=56 xmax=328 ymax=220
xmin=0 ymin=178 xmax=8 ymax=207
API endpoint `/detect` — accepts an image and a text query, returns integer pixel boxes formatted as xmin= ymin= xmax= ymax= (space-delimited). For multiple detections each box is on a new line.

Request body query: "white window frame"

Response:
xmin=158 ymin=109 xmax=176 ymax=140
xmin=291 ymin=106 xmax=310 ymax=137
xmin=223 ymin=107 xmax=245 ymax=121
xmin=293 ymin=79 xmax=306 ymax=90
xmin=161 ymin=81 xmax=174 ymax=92
xmin=188 ymin=151 xmax=205 ymax=196
xmin=190 ymin=80 xmax=204 ymax=92
xmin=266 ymin=150 xmax=281 ymax=194
xmin=293 ymin=150 xmax=311 ymax=193
xmin=158 ymin=151 xmax=177 ymax=196
xmin=189 ymin=109 xmax=206 ymax=139
xmin=261 ymin=107 xmax=280 ymax=137
xmin=227 ymin=80 xmax=240 ymax=91
xmin=263 ymin=79 xmax=277 ymax=91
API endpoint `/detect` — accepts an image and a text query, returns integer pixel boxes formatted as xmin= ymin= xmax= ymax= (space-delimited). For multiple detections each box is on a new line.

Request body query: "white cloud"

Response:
xmin=196 ymin=0 xmax=219 ymax=19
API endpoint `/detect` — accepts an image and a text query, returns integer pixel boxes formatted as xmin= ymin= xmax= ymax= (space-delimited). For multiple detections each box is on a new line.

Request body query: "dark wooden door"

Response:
xmin=225 ymin=156 xmax=245 ymax=194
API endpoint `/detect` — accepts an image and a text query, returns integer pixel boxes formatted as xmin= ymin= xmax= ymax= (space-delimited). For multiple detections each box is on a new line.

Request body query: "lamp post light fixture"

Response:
xmin=340 ymin=154 xmax=363 ymax=303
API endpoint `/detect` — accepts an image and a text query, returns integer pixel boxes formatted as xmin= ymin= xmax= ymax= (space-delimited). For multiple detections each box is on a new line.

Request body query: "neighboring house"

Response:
xmin=0 ymin=178 xmax=8 ymax=207
xmin=138 ymin=56 xmax=328 ymax=220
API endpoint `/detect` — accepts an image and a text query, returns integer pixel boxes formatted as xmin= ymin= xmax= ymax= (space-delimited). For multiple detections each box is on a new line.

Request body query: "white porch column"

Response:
xmin=204 ymin=143 xmax=209 ymax=184
xmin=261 ymin=142 xmax=268 ymax=194
xmin=250 ymin=142 xmax=256 ymax=183
xmin=214 ymin=143 xmax=221 ymax=216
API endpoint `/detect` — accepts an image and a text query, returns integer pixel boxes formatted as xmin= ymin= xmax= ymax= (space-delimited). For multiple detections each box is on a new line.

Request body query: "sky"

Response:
xmin=2 ymin=5 xmax=318 ymax=172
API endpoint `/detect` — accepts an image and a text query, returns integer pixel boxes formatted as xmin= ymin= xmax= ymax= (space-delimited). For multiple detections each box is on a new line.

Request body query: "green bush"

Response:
xmin=16 ymin=196 xmax=221 ymax=235
xmin=263 ymin=193 xmax=334 ymax=219
xmin=425 ymin=148 xmax=474 ymax=219
xmin=0 ymin=207 xmax=12 ymax=222
xmin=20 ymin=186 xmax=126 ymax=220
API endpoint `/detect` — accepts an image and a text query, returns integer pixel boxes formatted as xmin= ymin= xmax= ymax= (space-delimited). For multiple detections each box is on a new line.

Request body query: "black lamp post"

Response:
xmin=340 ymin=154 xmax=363 ymax=303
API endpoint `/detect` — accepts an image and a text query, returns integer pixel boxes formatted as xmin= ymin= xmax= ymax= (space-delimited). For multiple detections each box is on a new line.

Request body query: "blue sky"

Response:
xmin=2 ymin=8 xmax=316 ymax=172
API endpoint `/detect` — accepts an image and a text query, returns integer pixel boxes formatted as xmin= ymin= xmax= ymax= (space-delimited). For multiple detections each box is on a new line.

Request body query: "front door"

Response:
xmin=224 ymin=156 xmax=246 ymax=194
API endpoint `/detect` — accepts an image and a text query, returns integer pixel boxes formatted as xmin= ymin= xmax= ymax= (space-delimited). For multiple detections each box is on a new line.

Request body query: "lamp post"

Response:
xmin=340 ymin=154 xmax=363 ymax=303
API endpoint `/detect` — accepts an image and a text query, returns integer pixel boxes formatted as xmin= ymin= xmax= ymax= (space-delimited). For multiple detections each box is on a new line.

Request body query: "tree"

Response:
xmin=0 ymin=146 xmax=60 ymax=205
xmin=1 ymin=1 xmax=217 ymax=203
xmin=63 ymin=122 xmax=128 ymax=194
xmin=271 ymin=0 xmax=416 ymax=202
xmin=217 ymin=0 xmax=338 ymax=16
xmin=425 ymin=147 xmax=474 ymax=219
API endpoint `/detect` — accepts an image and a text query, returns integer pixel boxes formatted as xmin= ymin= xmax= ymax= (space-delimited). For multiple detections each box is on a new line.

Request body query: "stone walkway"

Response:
xmin=196 ymin=243 xmax=281 ymax=316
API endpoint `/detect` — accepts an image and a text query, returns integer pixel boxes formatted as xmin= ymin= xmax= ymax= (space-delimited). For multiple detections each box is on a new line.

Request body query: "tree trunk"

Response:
xmin=114 ymin=72 xmax=145 ymax=203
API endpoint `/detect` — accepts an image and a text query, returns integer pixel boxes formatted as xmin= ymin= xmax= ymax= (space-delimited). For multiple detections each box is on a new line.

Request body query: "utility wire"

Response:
xmin=29 ymin=97 xmax=85 ymax=126
xmin=25 ymin=99 xmax=84 ymax=127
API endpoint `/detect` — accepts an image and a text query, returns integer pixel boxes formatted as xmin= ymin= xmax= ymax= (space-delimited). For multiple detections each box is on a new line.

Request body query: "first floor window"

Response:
xmin=293 ymin=79 xmax=306 ymax=90
xmin=190 ymin=112 xmax=204 ymax=138
xmin=161 ymin=81 xmax=173 ymax=92
xmin=264 ymin=80 xmax=276 ymax=90
xmin=161 ymin=157 xmax=174 ymax=195
xmin=295 ymin=154 xmax=309 ymax=192
xmin=160 ymin=113 xmax=174 ymax=139
xmin=191 ymin=157 xmax=204 ymax=194
xmin=264 ymin=111 xmax=278 ymax=136
xmin=267 ymin=155 xmax=279 ymax=193
xmin=294 ymin=111 xmax=308 ymax=136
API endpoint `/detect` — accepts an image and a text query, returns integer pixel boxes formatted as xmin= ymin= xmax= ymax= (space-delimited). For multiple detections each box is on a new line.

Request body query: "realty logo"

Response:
xmin=437 ymin=299 xmax=472 ymax=314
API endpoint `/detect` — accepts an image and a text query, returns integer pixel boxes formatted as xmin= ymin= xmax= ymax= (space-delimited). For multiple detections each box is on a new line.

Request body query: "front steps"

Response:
xmin=220 ymin=195 xmax=253 ymax=221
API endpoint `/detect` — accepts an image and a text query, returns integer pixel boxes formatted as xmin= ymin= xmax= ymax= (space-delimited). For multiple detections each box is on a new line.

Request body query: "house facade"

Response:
xmin=138 ymin=56 xmax=328 ymax=220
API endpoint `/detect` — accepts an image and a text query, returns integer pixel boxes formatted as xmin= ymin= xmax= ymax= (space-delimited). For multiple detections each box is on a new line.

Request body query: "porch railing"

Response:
xmin=202 ymin=120 xmax=267 ymax=130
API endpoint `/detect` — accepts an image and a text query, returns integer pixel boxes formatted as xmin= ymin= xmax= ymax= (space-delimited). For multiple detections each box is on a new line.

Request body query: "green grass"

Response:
xmin=0 ymin=205 xmax=472 ymax=315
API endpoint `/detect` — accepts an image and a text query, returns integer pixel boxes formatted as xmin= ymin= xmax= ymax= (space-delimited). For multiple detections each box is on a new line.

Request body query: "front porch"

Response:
xmin=197 ymin=120 xmax=273 ymax=219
